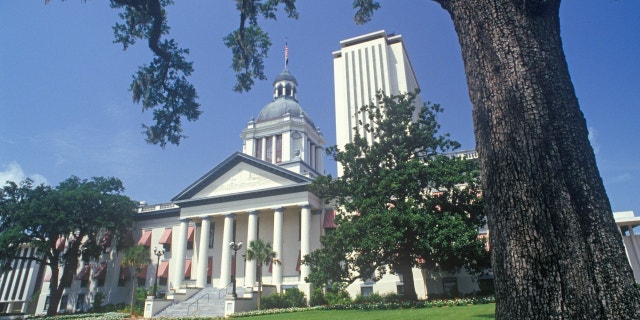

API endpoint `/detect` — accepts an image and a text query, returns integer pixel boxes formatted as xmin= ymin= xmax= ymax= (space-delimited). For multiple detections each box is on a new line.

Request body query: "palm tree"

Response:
xmin=122 ymin=245 xmax=150 ymax=316
xmin=246 ymin=239 xmax=279 ymax=310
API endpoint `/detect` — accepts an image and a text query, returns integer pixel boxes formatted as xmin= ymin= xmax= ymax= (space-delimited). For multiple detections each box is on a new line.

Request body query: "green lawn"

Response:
xmin=236 ymin=304 xmax=495 ymax=320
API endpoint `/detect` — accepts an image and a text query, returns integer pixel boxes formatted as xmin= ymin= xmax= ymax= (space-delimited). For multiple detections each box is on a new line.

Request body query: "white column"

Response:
xmin=245 ymin=211 xmax=258 ymax=288
xmin=173 ymin=219 xmax=189 ymax=290
xmin=300 ymin=205 xmax=311 ymax=279
xmin=196 ymin=217 xmax=211 ymax=288
xmin=272 ymin=207 xmax=284 ymax=285
xmin=219 ymin=213 xmax=234 ymax=287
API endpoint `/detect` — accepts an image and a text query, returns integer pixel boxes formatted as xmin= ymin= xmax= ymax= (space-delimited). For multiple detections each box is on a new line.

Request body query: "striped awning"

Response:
xmin=187 ymin=226 xmax=195 ymax=242
xmin=323 ymin=210 xmax=337 ymax=229
xmin=75 ymin=265 xmax=91 ymax=281
xmin=158 ymin=261 xmax=170 ymax=278
xmin=138 ymin=230 xmax=152 ymax=246
xmin=93 ymin=263 xmax=108 ymax=280
xmin=159 ymin=228 xmax=173 ymax=245
xmin=184 ymin=259 xmax=192 ymax=277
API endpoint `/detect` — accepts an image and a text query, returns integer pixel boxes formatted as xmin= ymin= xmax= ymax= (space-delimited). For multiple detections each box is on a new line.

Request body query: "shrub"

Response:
xmin=354 ymin=292 xmax=383 ymax=304
xmin=324 ymin=283 xmax=351 ymax=305
xmin=309 ymin=288 xmax=327 ymax=306
xmin=262 ymin=288 xmax=307 ymax=309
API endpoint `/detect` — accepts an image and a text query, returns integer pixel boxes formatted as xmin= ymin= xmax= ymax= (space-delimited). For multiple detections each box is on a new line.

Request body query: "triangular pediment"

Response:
xmin=172 ymin=152 xmax=311 ymax=201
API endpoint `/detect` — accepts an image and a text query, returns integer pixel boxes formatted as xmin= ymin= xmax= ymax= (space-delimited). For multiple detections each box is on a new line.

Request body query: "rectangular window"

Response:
xmin=265 ymin=136 xmax=273 ymax=163
xmin=255 ymin=138 xmax=263 ymax=160
xmin=361 ymin=286 xmax=373 ymax=297
xmin=59 ymin=295 xmax=68 ymax=312
xmin=137 ymin=277 xmax=146 ymax=288
xmin=275 ymin=135 xmax=282 ymax=163
xmin=43 ymin=296 xmax=50 ymax=312
xmin=76 ymin=294 xmax=85 ymax=312
xmin=442 ymin=277 xmax=458 ymax=297
xmin=209 ymin=223 xmax=215 ymax=248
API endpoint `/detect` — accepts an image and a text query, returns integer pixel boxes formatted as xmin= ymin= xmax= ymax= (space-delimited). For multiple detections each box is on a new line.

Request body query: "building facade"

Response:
xmin=23 ymin=67 xmax=332 ymax=315
xmin=333 ymin=30 xmax=422 ymax=176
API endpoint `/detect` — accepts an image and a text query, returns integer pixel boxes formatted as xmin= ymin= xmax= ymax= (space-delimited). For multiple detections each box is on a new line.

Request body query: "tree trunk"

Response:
xmin=130 ymin=266 xmax=136 ymax=315
xmin=434 ymin=0 xmax=640 ymax=318
xmin=396 ymin=252 xmax=417 ymax=300
xmin=46 ymin=255 xmax=61 ymax=316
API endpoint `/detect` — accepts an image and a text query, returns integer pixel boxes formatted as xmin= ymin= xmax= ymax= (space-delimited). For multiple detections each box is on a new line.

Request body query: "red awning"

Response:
xmin=159 ymin=228 xmax=173 ymax=245
xmin=187 ymin=226 xmax=195 ymax=242
xmin=120 ymin=265 xmax=131 ymax=280
xmin=138 ymin=230 xmax=152 ymax=246
xmin=136 ymin=265 xmax=148 ymax=279
xmin=93 ymin=263 xmax=108 ymax=280
xmin=158 ymin=261 xmax=170 ymax=278
xmin=207 ymin=257 xmax=212 ymax=277
xmin=56 ymin=236 xmax=66 ymax=251
xmin=75 ymin=265 xmax=91 ymax=280
xmin=184 ymin=259 xmax=192 ymax=277
xmin=296 ymin=251 xmax=301 ymax=272
xmin=323 ymin=210 xmax=337 ymax=229
xmin=100 ymin=231 xmax=112 ymax=247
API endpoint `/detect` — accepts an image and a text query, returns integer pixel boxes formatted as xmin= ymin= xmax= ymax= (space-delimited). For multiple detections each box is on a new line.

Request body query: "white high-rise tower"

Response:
xmin=333 ymin=30 xmax=422 ymax=175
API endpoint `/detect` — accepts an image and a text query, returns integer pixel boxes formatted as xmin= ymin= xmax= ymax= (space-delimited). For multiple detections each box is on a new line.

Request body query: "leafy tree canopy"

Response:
xmin=0 ymin=176 xmax=136 ymax=316
xmin=305 ymin=91 xmax=489 ymax=300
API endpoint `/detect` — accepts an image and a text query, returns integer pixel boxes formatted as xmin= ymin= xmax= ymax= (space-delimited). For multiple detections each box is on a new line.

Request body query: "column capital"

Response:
xmin=201 ymin=216 xmax=212 ymax=222
xmin=179 ymin=218 xmax=191 ymax=223
xmin=247 ymin=210 xmax=259 ymax=216
xmin=224 ymin=213 xmax=236 ymax=219
xmin=298 ymin=203 xmax=311 ymax=209
xmin=272 ymin=207 xmax=285 ymax=213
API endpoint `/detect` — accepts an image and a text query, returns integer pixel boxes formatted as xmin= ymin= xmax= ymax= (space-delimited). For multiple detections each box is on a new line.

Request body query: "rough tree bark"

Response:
xmin=433 ymin=0 xmax=640 ymax=318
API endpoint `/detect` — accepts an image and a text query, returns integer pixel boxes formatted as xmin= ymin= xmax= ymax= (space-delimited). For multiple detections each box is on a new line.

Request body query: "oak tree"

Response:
xmin=306 ymin=92 xmax=489 ymax=300
xmin=0 ymin=176 xmax=135 ymax=316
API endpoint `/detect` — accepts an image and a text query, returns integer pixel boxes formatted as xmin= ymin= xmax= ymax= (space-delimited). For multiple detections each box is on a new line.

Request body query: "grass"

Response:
xmin=234 ymin=303 xmax=496 ymax=320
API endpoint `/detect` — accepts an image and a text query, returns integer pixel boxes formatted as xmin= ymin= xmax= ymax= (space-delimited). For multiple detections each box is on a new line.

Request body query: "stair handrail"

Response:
xmin=187 ymin=292 xmax=210 ymax=316
xmin=218 ymin=281 xmax=233 ymax=299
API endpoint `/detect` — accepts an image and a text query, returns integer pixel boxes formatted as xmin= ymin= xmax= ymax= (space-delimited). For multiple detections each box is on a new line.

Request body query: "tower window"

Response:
xmin=255 ymin=138 xmax=263 ymax=160
xmin=265 ymin=136 xmax=273 ymax=163
xmin=275 ymin=135 xmax=282 ymax=163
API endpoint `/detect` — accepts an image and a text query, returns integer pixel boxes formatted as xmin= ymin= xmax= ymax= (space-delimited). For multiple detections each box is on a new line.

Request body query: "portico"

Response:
xmin=166 ymin=152 xmax=324 ymax=297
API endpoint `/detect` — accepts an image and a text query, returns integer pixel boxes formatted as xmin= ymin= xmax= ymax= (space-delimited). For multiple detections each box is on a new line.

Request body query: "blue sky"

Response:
xmin=1 ymin=1 xmax=638 ymax=213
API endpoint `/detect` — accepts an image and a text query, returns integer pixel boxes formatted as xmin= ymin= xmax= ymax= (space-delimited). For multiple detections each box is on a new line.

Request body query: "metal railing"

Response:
xmin=218 ymin=281 xmax=233 ymax=299
xmin=187 ymin=292 xmax=210 ymax=316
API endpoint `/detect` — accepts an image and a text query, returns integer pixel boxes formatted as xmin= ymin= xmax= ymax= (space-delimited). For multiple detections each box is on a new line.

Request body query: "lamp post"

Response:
xmin=229 ymin=241 xmax=243 ymax=298
xmin=153 ymin=246 xmax=164 ymax=298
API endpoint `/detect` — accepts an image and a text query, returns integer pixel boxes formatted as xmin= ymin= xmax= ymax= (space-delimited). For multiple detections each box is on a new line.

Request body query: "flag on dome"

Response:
xmin=285 ymin=40 xmax=289 ymax=67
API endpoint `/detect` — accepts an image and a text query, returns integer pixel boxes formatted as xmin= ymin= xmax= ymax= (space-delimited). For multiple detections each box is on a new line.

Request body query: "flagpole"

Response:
xmin=285 ymin=38 xmax=289 ymax=69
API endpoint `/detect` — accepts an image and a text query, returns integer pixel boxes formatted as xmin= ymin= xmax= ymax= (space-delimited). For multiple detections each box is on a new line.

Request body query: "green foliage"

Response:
xmin=109 ymin=0 xmax=298 ymax=146
xmin=354 ymin=292 xmax=383 ymax=304
xmin=323 ymin=283 xmax=352 ymax=305
xmin=0 ymin=176 xmax=136 ymax=316
xmin=246 ymin=239 xmax=279 ymax=310
xmin=110 ymin=0 xmax=201 ymax=147
xmin=309 ymin=288 xmax=327 ymax=306
xmin=92 ymin=292 xmax=106 ymax=313
xmin=224 ymin=0 xmax=298 ymax=93
xmin=261 ymin=288 xmax=307 ymax=309
xmin=122 ymin=245 xmax=150 ymax=314
xmin=306 ymin=91 xmax=489 ymax=300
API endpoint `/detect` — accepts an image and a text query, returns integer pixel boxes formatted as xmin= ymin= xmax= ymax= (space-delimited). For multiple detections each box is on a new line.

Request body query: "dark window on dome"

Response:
xmin=276 ymin=135 xmax=282 ymax=163
xmin=265 ymin=136 xmax=273 ymax=163
xmin=255 ymin=138 xmax=263 ymax=160
xmin=285 ymin=84 xmax=292 ymax=96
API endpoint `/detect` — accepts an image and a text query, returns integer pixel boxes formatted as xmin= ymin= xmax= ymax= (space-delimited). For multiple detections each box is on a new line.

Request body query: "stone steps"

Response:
xmin=155 ymin=286 xmax=236 ymax=318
